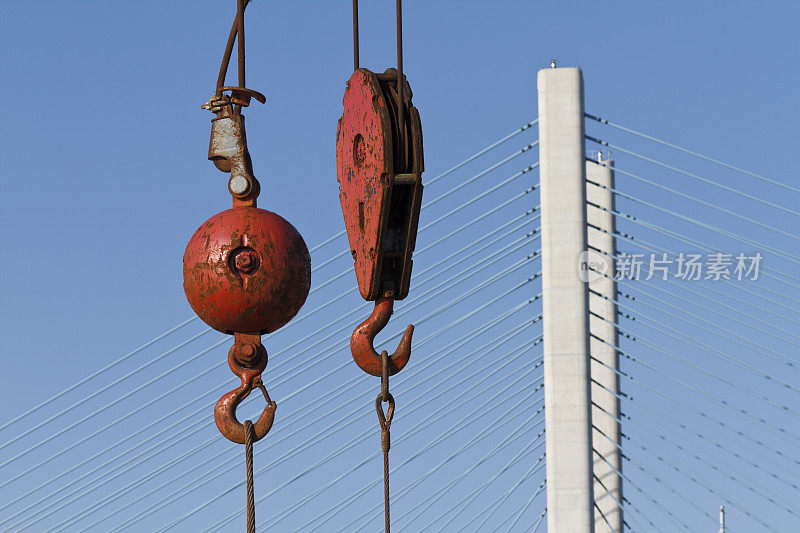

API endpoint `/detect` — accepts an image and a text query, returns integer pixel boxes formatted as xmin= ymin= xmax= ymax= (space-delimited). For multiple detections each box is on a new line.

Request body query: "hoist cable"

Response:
xmin=587 ymin=135 xmax=800 ymax=220
xmin=348 ymin=397 xmax=545 ymax=533
xmin=23 ymin=248 xmax=541 ymax=533
xmin=585 ymin=112 xmax=800 ymax=194
xmin=352 ymin=0 xmax=358 ymax=70
xmin=0 ymin=129 xmax=536 ymax=436
xmin=395 ymin=0 xmax=403 ymax=161
xmin=216 ymin=0 xmax=250 ymax=92
xmin=188 ymin=341 xmax=544 ymax=533
xmin=244 ymin=420 xmax=255 ymax=533
xmin=115 ymin=310 xmax=542 ymax=533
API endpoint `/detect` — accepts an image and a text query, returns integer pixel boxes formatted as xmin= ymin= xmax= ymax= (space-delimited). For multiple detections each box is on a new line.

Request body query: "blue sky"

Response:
xmin=1 ymin=1 xmax=798 ymax=531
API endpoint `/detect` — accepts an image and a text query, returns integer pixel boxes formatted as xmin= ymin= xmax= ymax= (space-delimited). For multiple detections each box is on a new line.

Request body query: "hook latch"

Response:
xmin=214 ymin=333 xmax=277 ymax=444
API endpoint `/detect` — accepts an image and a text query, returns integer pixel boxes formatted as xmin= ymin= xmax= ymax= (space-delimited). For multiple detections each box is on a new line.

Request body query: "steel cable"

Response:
xmin=116 ymin=311 xmax=541 ymax=533
xmin=393 ymin=410 xmax=545 ymax=532
xmin=26 ymin=251 xmax=541 ymax=533
xmin=588 ymin=199 xmax=800 ymax=303
xmin=591 ymin=332 xmax=800 ymax=449
xmin=0 ymin=129 xmax=539 ymax=437
xmin=1 ymin=166 xmax=539 ymax=487
xmin=592 ymin=348 xmax=800 ymax=474
xmin=195 ymin=343 xmax=544 ymax=533
xmin=586 ymin=224 xmax=799 ymax=325
xmin=0 ymin=210 xmax=538 ymax=523
xmin=585 ymin=230 xmax=800 ymax=344
xmin=587 ymin=135 xmax=800 ymax=220
xmin=586 ymin=179 xmax=800 ymax=273
xmin=591 ymin=291 xmax=800 ymax=405
xmin=585 ymin=112 xmax=800 ymax=194
xmin=403 ymin=421 xmax=546 ymax=532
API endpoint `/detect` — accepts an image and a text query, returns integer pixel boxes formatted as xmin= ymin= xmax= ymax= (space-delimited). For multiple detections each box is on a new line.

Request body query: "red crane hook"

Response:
xmin=350 ymin=293 xmax=414 ymax=377
xmin=214 ymin=334 xmax=277 ymax=444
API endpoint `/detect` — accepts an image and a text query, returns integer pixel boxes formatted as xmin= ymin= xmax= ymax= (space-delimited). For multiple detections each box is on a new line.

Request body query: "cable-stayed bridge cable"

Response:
xmin=586 ymin=135 xmax=800 ymax=219
xmin=585 ymin=112 xmax=800 ymax=194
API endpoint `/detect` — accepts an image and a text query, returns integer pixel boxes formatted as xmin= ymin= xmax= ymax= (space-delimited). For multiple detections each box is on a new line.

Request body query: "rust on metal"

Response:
xmin=183 ymin=0 xmax=310 ymax=449
xmin=214 ymin=333 xmax=277 ymax=444
xmin=183 ymin=207 xmax=311 ymax=335
xmin=351 ymin=294 xmax=413 ymax=377
xmin=336 ymin=68 xmax=423 ymax=302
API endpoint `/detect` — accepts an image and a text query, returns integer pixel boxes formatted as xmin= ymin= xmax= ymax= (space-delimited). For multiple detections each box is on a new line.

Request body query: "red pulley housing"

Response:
xmin=183 ymin=207 xmax=311 ymax=335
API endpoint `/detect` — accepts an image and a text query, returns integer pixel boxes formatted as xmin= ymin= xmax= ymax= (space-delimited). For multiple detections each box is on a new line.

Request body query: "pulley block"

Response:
xmin=336 ymin=67 xmax=424 ymax=302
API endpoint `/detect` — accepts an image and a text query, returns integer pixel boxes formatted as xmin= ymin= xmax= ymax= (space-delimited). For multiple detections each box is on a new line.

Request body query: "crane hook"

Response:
xmin=350 ymin=293 xmax=414 ymax=377
xmin=214 ymin=334 xmax=277 ymax=444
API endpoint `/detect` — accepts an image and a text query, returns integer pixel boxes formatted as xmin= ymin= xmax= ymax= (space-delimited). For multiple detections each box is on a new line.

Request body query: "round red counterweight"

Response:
xmin=183 ymin=207 xmax=311 ymax=334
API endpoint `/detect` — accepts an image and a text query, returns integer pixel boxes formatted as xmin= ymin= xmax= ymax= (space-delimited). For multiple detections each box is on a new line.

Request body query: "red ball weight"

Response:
xmin=183 ymin=207 xmax=311 ymax=334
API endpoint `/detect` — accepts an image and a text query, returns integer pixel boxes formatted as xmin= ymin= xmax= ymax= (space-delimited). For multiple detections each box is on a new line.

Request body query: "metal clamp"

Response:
xmin=204 ymin=87 xmax=266 ymax=206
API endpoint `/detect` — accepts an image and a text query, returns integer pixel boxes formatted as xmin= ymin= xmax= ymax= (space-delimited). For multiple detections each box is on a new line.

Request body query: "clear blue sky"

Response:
xmin=1 ymin=1 xmax=798 ymax=531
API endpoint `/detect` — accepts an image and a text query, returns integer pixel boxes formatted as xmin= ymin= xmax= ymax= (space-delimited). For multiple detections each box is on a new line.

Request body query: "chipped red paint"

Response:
xmin=336 ymin=69 xmax=393 ymax=300
xmin=336 ymin=68 xmax=424 ymax=302
xmin=350 ymin=296 xmax=413 ymax=377
xmin=183 ymin=207 xmax=311 ymax=335
xmin=215 ymin=333 xmax=276 ymax=444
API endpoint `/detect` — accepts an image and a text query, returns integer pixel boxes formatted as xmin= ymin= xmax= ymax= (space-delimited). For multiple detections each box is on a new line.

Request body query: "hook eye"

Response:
xmin=350 ymin=296 xmax=414 ymax=377
xmin=215 ymin=377 xmax=276 ymax=444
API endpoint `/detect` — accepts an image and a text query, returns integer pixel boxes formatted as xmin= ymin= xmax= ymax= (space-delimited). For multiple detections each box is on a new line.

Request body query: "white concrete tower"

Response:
xmin=538 ymin=66 xmax=595 ymax=533
xmin=587 ymin=152 xmax=623 ymax=531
